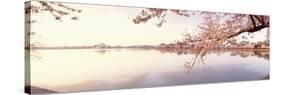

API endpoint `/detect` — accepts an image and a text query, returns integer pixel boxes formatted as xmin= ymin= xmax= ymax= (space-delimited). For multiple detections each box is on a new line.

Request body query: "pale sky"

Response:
xmin=30 ymin=2 xmax=266 ymax=46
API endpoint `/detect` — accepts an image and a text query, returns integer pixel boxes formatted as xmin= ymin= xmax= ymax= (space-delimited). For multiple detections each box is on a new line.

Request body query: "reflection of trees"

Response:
xmin=156 ymin=48 xmax=209 ymax=74
xmin=157 ymin=48 xmax=201 ymax=55
xmin=157 ymin=48 xmax=270 ymax=61
xmin=25 ymin=32 xmax=44 ymax=60
xmin=230 ymin=50 xmax=269 ymax=60
xmin=156 ymin=48 xmax=269 ymax=59
xmin=155 ymin=48 xmax=269 ymax=75
xmin=254 ymin=51 xmax=270 ymax=60
xmin=26 ymin=32 xmax=44 ymax=60
xmin=30 ymin=50 xmax=43 ymax=60
xmin=95 ymin=49 xmax=108 ymax=55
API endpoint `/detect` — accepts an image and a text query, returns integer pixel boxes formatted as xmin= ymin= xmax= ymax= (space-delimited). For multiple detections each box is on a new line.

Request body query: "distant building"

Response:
xmin=94 ymin=43 xmax=109 ymax=48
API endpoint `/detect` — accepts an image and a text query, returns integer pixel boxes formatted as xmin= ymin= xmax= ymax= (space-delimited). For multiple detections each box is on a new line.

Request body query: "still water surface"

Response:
xmin=30 ymin=49 xmax=269 ymax=92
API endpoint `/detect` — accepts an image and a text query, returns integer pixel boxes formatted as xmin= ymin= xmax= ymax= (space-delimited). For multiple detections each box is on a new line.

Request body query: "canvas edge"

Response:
xmin=24 ymin=1 xmax=31 ymax=94
xmin=22 ymin=0 xmax=270 ymax=94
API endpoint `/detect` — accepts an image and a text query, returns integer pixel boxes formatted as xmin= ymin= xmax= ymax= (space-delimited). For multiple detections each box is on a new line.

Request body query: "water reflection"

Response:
xmin=95 ymin=49 xmax=107 ymax=55
xmin=156 ymin=48 xmax=269 ymax=60
xmin=29 ymin=48 xmax=269 ymax=93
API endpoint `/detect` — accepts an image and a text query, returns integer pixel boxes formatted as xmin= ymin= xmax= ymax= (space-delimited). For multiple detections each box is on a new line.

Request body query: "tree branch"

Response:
xmin=227 ymin=24 xmax=269 ymax=39
xmin=250 ymin=15 xmax=257 ymax=28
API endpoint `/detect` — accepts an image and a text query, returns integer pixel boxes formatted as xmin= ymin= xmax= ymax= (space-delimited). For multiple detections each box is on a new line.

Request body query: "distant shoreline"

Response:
xmin=26 ymin=46 xmax=269 ymax=51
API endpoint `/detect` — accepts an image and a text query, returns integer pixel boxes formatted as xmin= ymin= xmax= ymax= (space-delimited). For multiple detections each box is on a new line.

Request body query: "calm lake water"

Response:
xmin=30 ymin=48 xmax=269 ymax=93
